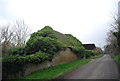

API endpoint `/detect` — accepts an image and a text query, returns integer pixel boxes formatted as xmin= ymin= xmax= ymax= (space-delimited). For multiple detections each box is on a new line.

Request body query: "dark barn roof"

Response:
xmin=82 ymin=44 xmax=96 ymax=50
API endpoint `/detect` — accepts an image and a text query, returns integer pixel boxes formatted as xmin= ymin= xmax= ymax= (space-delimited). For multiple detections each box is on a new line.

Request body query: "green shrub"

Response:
xmin=8 ymin=47 xmax=25 ymax=55
xmin=85 ymin=50 xmax=95 ymax=58
xmin=71 ymin=48 xmax=95 ymax=58
xmin=71 ymin=46 xmax=85 ymax=58
xmin=65 ymin=34 xmax=86 ymax=58
xmin=71 ymin=47 xmax=95 ymax=58
xmin=25 ymin=37 xmax=64 ymax=55
xmin=25 ymin=26 xmax=65 ymax=55
xmin=31 ymin=26 xmax=57 ymax=39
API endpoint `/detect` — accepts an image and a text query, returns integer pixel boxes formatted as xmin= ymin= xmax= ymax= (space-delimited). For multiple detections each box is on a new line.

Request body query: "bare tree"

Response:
xmin=104 ymin=44 xmax=111 ymax=54
xmin=0 ymin=20 xmax=31 ymax=55
xmin=13 ymin=20 xmax=30 ymax=47
xmin=106 ymin=15 xmax=120 ymax=55
xmin=1 ymin=25 xmax=13 ymax=43
xmin=0 ymin=24 xmax=15 ymax=55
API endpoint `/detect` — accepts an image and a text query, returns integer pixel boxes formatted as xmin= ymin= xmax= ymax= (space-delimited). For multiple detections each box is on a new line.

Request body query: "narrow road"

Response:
xmin=61 ymin=54 xmax=119 ymax=79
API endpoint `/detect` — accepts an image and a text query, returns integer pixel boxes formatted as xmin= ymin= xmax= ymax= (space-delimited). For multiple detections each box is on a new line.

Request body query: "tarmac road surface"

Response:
xmin=60 ymin=54 xmax=119 ymax=79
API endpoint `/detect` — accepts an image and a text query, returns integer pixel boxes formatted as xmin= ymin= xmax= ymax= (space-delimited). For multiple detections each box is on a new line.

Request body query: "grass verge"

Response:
xmin=111 ymin=55 xmax=120 ymax=75
xmin=89 ymin=54 xmax=104 ymax=59
xmin=15 ymin=59 xmax=90 ymax=80
xmin=111 ymin=55 xmax=120 ymax=64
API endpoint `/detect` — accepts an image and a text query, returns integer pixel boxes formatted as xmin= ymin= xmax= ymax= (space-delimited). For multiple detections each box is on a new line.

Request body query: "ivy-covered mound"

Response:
xmin=25 ymin=26 xmax=65 ymax=55
xmin=8 ymin=26 xmax=94 ymax=58
xmin=3 ymin=26 xmax=95 ymax=79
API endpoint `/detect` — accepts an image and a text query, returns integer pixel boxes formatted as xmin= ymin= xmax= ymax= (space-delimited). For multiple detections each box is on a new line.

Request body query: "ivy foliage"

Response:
xmin=65 ymin=34 xmax=82 ymax=47
xmin=25 ymin=26 xmax=65 ymax=55
xmin=84 ymin=50 xmax=95 ymax=58
xmin=8 ymin=47 xmax=25 ymax=55
xmin=65 ymin=34 xmax=87 ymax=58
xmin=31 ymin=26 xmax=57 ymax=39
xmin=25 ymin=36 xmax=65 ymax=55
xmin=3 ymin=52 xmax=52 ymax=79
xmin=3 ymin=52 xmax=52 ymax=64
xmin=72 ymin=46 xmax=85 ymax=58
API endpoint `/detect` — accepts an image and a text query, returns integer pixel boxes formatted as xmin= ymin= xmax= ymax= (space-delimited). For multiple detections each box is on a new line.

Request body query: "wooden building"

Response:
xmin=82 ymin=44 xmax=96 ymax=50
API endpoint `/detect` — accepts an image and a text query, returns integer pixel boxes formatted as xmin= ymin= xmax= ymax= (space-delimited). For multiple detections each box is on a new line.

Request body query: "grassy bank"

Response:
xmin=16 ymin=59 xmax=90 ymax=80
xmin=112 ymin=55 xmax=120 ymax=64
xmin=89 ymin=54 xmax=104 ymax=59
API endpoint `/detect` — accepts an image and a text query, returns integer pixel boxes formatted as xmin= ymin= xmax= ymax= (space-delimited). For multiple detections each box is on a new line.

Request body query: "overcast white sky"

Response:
xmin=0 ymin=0 xmax=119 ymax=48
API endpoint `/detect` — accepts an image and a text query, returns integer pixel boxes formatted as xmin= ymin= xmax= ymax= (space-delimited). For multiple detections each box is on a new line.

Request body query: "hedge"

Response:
xmin=3 ymin=52 xmax=52 ymax=64
xmin=2 ymin=52 xmax=52 ymax=79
